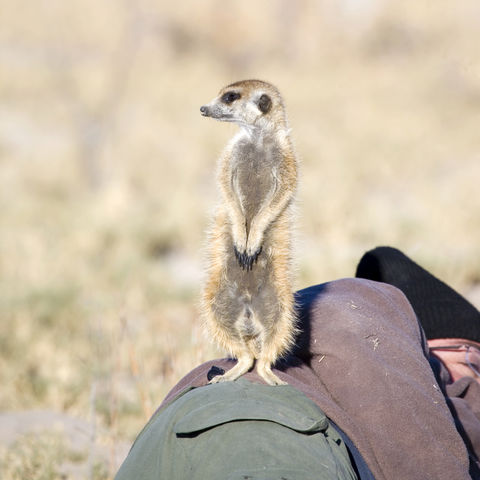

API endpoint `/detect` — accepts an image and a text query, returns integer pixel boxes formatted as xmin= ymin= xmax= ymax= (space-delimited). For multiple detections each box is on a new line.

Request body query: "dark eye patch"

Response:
xmin=221 ymin=91 xmax=241 ymax=104
xmin=257 ymin=94 xmax=272 ymax=114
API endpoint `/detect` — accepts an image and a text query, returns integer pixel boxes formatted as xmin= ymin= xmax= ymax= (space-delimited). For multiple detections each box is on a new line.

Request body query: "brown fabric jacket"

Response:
xmin=161 ymin=278 xmax=478 ymax=480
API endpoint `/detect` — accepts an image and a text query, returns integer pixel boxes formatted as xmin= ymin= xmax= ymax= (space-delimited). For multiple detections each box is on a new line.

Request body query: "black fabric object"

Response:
xmin=355 ymin=246 xmax=480 ymax=343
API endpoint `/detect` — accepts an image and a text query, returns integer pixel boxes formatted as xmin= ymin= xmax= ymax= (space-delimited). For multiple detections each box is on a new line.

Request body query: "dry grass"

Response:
xmin=1 ymin=0 xmax=480 ymax=477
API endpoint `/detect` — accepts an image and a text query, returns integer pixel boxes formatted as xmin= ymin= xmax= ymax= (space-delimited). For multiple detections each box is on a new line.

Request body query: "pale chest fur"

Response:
xmin=229 ymin=134 xmax=283 ymax=228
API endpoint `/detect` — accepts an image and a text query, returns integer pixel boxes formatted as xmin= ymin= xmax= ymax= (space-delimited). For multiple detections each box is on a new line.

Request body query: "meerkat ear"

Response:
xmin=257 ymin=94 xmax=272 ymax=114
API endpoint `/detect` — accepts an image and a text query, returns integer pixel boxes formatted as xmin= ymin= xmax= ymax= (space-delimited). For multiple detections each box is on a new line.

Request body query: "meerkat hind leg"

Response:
xmin=209 ymin=351 xmax=255 ymax=383
xmin=256 ymin=358 xmax=287 ymax=386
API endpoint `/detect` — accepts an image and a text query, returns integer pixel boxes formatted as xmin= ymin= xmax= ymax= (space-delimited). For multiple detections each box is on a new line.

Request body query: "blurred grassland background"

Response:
xmin=1 ymin=0 xmax=480 ymax=478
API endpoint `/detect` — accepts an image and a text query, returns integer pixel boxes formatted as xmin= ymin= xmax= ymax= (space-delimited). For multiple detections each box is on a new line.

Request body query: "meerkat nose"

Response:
xmin=200 ymin=105 xmax=209 ymax=116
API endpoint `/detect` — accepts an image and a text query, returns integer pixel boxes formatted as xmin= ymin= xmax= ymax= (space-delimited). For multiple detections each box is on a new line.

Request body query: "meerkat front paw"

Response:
xmin=245 ymin=226 xmax=264 ymax=258
xmin=232 ymin=226 xmax=248 ymax=263
xmin=234 ymin=245 xmax=262 ymax=270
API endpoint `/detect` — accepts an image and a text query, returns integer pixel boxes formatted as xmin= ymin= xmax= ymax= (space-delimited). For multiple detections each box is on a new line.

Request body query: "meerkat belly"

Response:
xmin=212 ymin=233 xmax=281 ymax=347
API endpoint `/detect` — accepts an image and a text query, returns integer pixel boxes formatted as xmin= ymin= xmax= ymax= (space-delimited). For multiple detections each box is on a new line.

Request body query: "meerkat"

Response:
xmin=200 ymin=79 xmax=298 ymax=386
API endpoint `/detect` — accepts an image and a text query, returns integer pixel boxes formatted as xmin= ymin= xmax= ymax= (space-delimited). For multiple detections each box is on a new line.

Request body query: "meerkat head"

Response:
xmin=200 ymin=79 xmax=287 ymax=133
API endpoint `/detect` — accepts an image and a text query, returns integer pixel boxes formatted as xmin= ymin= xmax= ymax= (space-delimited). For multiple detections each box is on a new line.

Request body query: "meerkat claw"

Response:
xmin=242 ymin=253 xmax=248 ymax=269
xmin=234 ymin=246 xmax=245 ymax=269
xmin=233 ymin=246 xmax=263 ymax=271
xmin=248 ymin=246 xmax=263 ymax=270
xmin=234 ymin=246 xmax=252 ymax=270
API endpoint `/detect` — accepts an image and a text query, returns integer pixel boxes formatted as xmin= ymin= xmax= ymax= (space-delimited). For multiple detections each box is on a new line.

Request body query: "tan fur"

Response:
xmin=200 ymin=80 xmax=298 ymax=385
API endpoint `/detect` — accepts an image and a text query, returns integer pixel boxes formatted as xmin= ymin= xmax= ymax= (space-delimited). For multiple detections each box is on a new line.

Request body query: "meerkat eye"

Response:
xmin=221 ymin=91 xmax=241 ymax=104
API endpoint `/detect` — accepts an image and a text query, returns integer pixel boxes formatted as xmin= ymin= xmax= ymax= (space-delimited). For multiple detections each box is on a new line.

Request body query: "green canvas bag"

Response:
xmin=116 ymin=378 xmax=357 ymax=480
